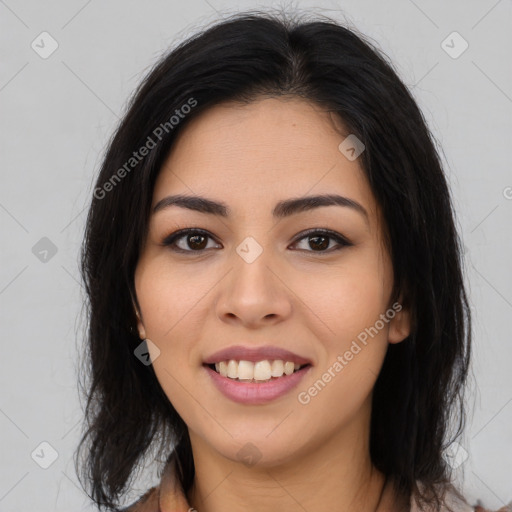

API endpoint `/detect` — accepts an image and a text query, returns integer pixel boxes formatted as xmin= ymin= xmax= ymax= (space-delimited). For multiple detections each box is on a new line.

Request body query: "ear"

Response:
xmin=131 ymin=296 xmax=146 ymax=340
xmin=387 ymin=298 xmax=411 ymax=344
xmin=135 ymin=310 xmax=146 ymax=340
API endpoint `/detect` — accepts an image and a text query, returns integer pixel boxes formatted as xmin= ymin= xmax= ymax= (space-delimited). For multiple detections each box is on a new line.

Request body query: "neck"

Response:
xmin=186 ymin=413 xmax=400 ymax=512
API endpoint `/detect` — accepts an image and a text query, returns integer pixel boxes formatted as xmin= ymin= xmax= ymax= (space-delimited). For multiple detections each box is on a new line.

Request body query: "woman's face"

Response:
xmin=134 ymin=97 xmax=410 ymax=467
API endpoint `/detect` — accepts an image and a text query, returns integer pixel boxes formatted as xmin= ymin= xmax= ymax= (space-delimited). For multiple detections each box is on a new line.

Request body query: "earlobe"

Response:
xmin=136 ymin=315 xmax=146 ymax=340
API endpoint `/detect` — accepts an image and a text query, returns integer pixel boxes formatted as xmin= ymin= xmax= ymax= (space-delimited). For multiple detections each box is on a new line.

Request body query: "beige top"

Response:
xmin=121 ymin=459 xmax=511 ymax=512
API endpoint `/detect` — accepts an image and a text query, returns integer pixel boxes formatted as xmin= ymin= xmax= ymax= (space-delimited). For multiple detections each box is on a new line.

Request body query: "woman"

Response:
xmin=75 ymin=11 xmax=510 ymax=512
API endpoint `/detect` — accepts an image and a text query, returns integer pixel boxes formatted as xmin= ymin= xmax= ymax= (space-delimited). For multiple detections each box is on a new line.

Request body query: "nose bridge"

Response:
xmin=215 ymin=234 xmax=292 ymax=325
xmin=231 ymin=233 xmax=278 ymax=301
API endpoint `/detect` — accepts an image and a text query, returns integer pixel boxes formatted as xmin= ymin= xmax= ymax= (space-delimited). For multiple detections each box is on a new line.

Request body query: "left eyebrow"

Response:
xmin=152 ymin=193 xmax=369 ymax=224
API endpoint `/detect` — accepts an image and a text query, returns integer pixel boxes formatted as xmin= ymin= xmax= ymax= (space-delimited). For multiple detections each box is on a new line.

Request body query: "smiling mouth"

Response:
xmin=206 ymin=360 xmax=311 ymax=383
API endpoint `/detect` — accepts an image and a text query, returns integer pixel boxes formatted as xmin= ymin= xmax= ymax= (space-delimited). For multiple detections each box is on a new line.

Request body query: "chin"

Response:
xmin=199 ymin=430 xmax=305 ymax=470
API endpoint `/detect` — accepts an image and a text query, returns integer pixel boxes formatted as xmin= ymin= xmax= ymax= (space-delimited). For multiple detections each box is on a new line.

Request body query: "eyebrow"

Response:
xmin=153 ymin=193 xmax=368 ymax=222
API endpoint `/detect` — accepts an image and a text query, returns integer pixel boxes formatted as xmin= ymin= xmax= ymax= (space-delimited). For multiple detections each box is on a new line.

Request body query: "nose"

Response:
xmin=215 ymin=247 xmax=293 ymax=329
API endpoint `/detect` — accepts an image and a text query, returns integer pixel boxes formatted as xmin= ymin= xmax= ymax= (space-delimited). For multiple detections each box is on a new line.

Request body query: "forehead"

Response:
xmin=153 ymin=97 xmax=378 ymax=225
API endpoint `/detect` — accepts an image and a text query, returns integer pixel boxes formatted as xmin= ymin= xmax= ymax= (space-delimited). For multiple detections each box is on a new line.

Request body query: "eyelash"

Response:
xmin=160 ymin=228 xmax=353 ymax=255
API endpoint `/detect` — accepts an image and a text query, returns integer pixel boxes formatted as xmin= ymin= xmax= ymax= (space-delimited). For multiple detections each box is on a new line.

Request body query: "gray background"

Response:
xmin=1 ymin=0 xmax=511 ymax=510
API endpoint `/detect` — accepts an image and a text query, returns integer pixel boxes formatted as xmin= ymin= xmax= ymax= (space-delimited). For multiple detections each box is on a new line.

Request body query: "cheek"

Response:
xmin=294 ymin=259 xmax=390 ymax=429
xmin=135 ymin=262 xmax=204 ymax=417
xmin=135 ymin=258 xmax=219 ymax=404
xmin=136 ymin=258 xmax=209 ymax=343
xmin=297 ymin=250 xmax=390 ymax=342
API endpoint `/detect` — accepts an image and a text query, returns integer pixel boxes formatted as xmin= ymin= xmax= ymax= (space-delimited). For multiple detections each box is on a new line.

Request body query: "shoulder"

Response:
xmin=444 ymin=485 xmax=512 ymax=512
xmin=118 ymin=486 xmax=160 ymax=512
xmin=474 ymin=505 xmax=512 ymax=512
xmin=411 ymin=481 xmax=512 ymax=512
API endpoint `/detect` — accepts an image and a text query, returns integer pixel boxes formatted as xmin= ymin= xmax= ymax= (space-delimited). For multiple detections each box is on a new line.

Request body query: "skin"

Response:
xmin=134 ymin=97 xmax=411 ymax=512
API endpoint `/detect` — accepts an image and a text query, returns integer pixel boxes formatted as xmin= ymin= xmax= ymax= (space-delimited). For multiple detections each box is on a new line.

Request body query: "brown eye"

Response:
xmin=291 ymin=229 xmax=352 ymax=253
xmin=307 ymin=234 xmax=329 ymax=251
xmin=186 ymin=233 xmax=208 ymax=250
xmin=161 ymin=229 xmax=221 ymax=253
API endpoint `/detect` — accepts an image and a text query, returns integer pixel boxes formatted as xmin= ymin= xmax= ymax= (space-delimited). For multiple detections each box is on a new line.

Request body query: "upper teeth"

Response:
xmin=214 ymin=360 xmax=302 ymax=381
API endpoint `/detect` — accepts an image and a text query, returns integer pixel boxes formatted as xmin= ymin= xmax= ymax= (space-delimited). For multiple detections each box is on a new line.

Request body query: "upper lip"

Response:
xmin=203 ymin=345 xmax=312 ymax=366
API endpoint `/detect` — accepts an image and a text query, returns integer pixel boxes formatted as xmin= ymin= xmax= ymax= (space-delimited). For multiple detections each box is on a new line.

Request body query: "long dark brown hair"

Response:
xmin=75 ymin=10 xmax=472 ymax=511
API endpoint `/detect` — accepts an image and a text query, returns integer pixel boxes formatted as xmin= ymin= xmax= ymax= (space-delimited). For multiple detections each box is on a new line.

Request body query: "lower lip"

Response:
xmin=204 ymin=364 xmax=312 ymax=405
